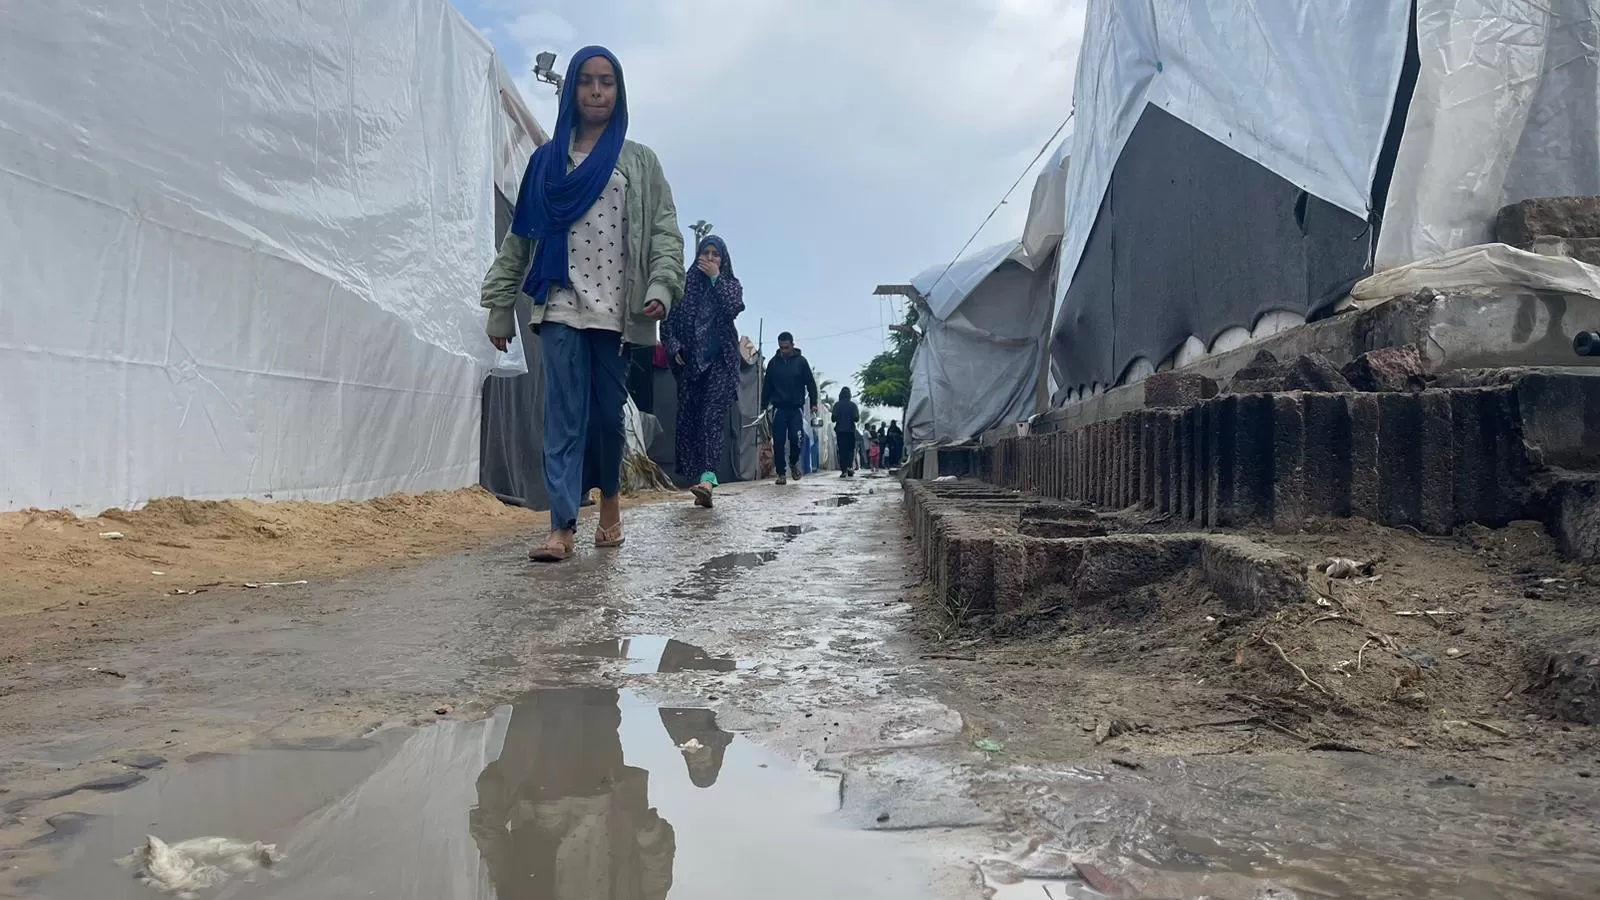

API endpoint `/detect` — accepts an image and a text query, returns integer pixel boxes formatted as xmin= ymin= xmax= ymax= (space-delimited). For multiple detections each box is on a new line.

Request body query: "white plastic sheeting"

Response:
xmin=0 ymin=1 xmax=541 ymax=511
xmin=1377 ymin=0 xmax=1600 ymax=268
xmin=906 ymin=244 xmax=1052 ymax=447
xmin=913 ymin=239 xmax=1030 ymax=322
xmin=1353 ymin=243 xmax=1600 ymax=308
xmin=1056 ymin=0 xmax=1414 ymax=302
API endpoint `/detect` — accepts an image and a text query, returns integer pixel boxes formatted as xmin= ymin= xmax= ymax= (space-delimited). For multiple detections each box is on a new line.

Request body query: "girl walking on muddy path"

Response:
xmin=481 ymin=46 xmax=685 ymax=563
xmin=663 ymin=235 xmax=744 ymax=508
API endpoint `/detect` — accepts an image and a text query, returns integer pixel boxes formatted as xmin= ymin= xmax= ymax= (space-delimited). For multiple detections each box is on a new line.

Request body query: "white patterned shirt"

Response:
xmin=544 ymin=150 xmax=628 ymax=332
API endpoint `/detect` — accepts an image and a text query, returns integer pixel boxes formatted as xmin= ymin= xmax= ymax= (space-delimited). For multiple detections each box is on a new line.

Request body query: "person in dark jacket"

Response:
xmin=831 ymin=387 xmax=860 ymax=478
xmin=761 ymin=332 xmax=818 ymax=485
xmin=885 ymin=420 xmax=904 ymax=470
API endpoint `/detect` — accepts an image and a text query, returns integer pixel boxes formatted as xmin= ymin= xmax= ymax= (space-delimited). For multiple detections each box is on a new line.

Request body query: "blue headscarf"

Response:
xmin=510 ymin=46 xmax=629 ymax=304
xmin=692 ymin=234 xmax=733 ymax=279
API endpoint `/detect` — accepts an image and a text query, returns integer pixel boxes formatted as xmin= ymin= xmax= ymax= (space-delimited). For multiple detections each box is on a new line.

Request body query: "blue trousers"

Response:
xmin=771 ymin=407 xmax=803 ymax=476
xmin=541 ymin=323 xmax=626 ymax=531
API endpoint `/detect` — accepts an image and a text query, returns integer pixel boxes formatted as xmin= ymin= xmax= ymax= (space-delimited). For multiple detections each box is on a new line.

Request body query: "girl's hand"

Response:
xmin=644 ymin=300 xmax=667 ymax=320
xmin=490 ymin=336 xmax=510 ymax=352
xmin=696 ymin=258 xmax=721 ymax=278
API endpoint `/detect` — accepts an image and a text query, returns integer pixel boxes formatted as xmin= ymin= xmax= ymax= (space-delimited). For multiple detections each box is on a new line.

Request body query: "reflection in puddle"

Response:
xmin=558 ymin=636 xmax=751 ymax=675
xmin=813 ymin=495 xmax=859 ymax=508
xmin=32 ymin=690 xmax=943 ymax=899
xmin=767 ymin=525 xmax=814 ymax=537
xmin=702 ymin=550 xmax=778 ymax=571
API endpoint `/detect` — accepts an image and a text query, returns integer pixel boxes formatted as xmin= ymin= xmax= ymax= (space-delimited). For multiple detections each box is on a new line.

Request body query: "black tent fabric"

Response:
xmin=479 ymin=311 xmax=549 ymax=509
xmin=1052 ymin=103 xmax=1371 ymax=395
xmin=479 ymin=189 xmax=548 ymax=509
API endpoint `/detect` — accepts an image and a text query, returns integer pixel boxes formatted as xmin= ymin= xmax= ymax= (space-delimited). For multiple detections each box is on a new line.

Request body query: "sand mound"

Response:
xmin=0 ymin=487 xmax=537 ymax=612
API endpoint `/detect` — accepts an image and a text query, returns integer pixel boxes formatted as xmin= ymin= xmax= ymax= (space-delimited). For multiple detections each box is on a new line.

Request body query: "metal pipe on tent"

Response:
xmin=745 ymin=318 xmax=767 ymax=429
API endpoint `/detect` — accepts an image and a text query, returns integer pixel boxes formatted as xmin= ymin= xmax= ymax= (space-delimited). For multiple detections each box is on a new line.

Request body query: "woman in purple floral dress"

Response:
xmin=662 ymin=235 xmax=744 ymax=508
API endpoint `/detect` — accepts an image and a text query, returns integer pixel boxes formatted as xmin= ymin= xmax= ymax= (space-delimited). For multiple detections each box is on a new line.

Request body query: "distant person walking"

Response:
xmin=832 ymin=387 xmax=860 ymax=478
xmin=868 ymin=425 xmax=882 ymax=472
xmin=762 ymin=332 xmax=818 ymax=485
xmin=663 ymin=235 xmax=744 ymax=508
xmin=482 ymin=46 xmax=684 ymax=563
xmin=885 ymin=420 xmax=904 ymax=469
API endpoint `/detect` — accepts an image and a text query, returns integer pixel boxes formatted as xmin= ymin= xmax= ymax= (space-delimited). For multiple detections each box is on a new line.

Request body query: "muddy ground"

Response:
xmin=927 ymin=515 xmax=1600 ymax=770
xmin=1 ymin=478 xmax=1598 ymax=898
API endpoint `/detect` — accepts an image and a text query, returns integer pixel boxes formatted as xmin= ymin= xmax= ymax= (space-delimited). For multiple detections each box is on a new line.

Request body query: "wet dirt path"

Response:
xmin=4 ymin=477 xmax=1600 ymax=898
xmin=1 ymin=476 xmax=1023 ymax=898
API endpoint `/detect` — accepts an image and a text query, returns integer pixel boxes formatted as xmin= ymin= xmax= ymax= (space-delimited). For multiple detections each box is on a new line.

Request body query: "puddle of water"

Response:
xmin=558 ymin=635 xmax=752 ymax=675
xmin=767 ymin=525 xmax=814 ymax=537
xmin=31 ymin=689 xmax=948 ymax=899
xmin=701 ymin=550 xmax=778 ymax=571
xmin=813 ymin=496 xmax=859 ymax=508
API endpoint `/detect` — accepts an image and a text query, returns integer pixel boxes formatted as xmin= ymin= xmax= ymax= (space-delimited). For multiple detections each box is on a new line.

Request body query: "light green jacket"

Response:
xmin=481 ymin=140 xmax=685 ymax=347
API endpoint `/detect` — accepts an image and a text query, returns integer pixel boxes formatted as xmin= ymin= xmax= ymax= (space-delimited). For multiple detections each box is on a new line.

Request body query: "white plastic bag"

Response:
xmin=489 ymin=337 xmax=528 ymax=378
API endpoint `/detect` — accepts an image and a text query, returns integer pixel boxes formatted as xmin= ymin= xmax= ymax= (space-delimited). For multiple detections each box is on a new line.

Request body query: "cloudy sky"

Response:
xmin=459 ymin=0 xmax=1086 ymax=400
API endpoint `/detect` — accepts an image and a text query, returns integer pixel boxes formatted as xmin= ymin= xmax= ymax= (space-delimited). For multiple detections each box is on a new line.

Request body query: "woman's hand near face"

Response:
xmin=696 ymin=257 xmax=720 ymax=278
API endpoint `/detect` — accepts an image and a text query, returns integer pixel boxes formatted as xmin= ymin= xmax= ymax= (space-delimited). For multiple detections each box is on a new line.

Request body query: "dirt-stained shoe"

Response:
xmin=691 ymin=482 xmax=714 ymax=508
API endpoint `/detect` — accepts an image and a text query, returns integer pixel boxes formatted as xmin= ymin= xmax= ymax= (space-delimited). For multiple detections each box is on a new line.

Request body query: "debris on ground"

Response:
xmin=974 ymin=738 xmax=1004 ymax=753
xmin=918 ymin=513 xmax=1600 ymax=770
xmin=1320 ymin=557 xmax=1373 ymax=579
xmin=117 ymin=834 xmax=282 ymax=898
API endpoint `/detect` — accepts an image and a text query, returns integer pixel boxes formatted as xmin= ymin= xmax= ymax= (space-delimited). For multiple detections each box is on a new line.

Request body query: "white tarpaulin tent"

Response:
xmin=1051 ymin=0 xmax=1600 ymax=400
xmin=904 ymin=142 xmax=1067 ymax=447
xmin=0 ymin=1 xmax=542 ymax=512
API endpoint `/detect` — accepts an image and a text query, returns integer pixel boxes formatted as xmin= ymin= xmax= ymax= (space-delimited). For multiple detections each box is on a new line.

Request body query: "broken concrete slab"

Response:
xmin=1342 ymin=346 xmax=1428 ymax=393
xmin=1529 ymin=235 xmax=1600 ymax=267
xmin=1144 ymin=372 xmax=1219 ymax=409
xmin=1496 ymin=196 xmax=1600 ymax=247
xmin=1537 ymin=634 xmax=1600 ymax=725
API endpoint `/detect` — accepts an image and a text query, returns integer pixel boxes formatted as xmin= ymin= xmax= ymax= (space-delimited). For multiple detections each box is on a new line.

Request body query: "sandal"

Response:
xmin=529 ymin=530 xmax=574 ymax=563
xmin=691 ymin=482 xmax=714 ymax=508
xmin=595 ymin=520 xmax=625 ymax=548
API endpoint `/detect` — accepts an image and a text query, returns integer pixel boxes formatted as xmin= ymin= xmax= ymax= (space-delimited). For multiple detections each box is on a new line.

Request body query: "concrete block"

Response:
xmin=1529 ymin=235 xmax=1600 ymax=267
xmin=1155 ymin=412 xmax=1175 ymax=514
xmin=1206 ymin=397 xmax=1236 ymax=528
xmin=1514 ymin=371 xmax=1600 ymax=469
xmin=1225 ymin=350 xmax=1290 ymax=394
xmin=1342 ymin=345 xmax=1428 ymax=393
xmin=1349 ymin=394 xmax=1382 ymax=522
xmin=1495 ymin=196 xmax=1600 ymax=247
xmin=1302 ymin=393 xmax=1353 ymax=518
xmin=1230 ymin=395 xmax=1276 ymax=526
xmin=1144 ymin=372 xmax=1220 ymax=408
xmin=1071 ymin=535 xmax=1199 ymax=603
xmin=1179 ymin=406 xmax=1200 ymax=523
xmin=1198 ymin=535 xmax=1312 ymax=613
xmin=1418 ymin=391 xmax=1456 ymax=534
xmin=1270 ymin=394 xmax=1307 ymax=529
xmin=1193 ymin=402 xmax=1213 ymax=526
xmin=1536 ymin=635 xmax=1600 ymax=725
xmin=1141 ymin=411 xmax=1158 ymax=509
xmin=1285 ymin=353 xmax=1355 ymax=393
xmin=1377 ymin=394 xmax=1426 ymax=528
xmin=1546 ymin=474 xmax=1600 ymax=561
